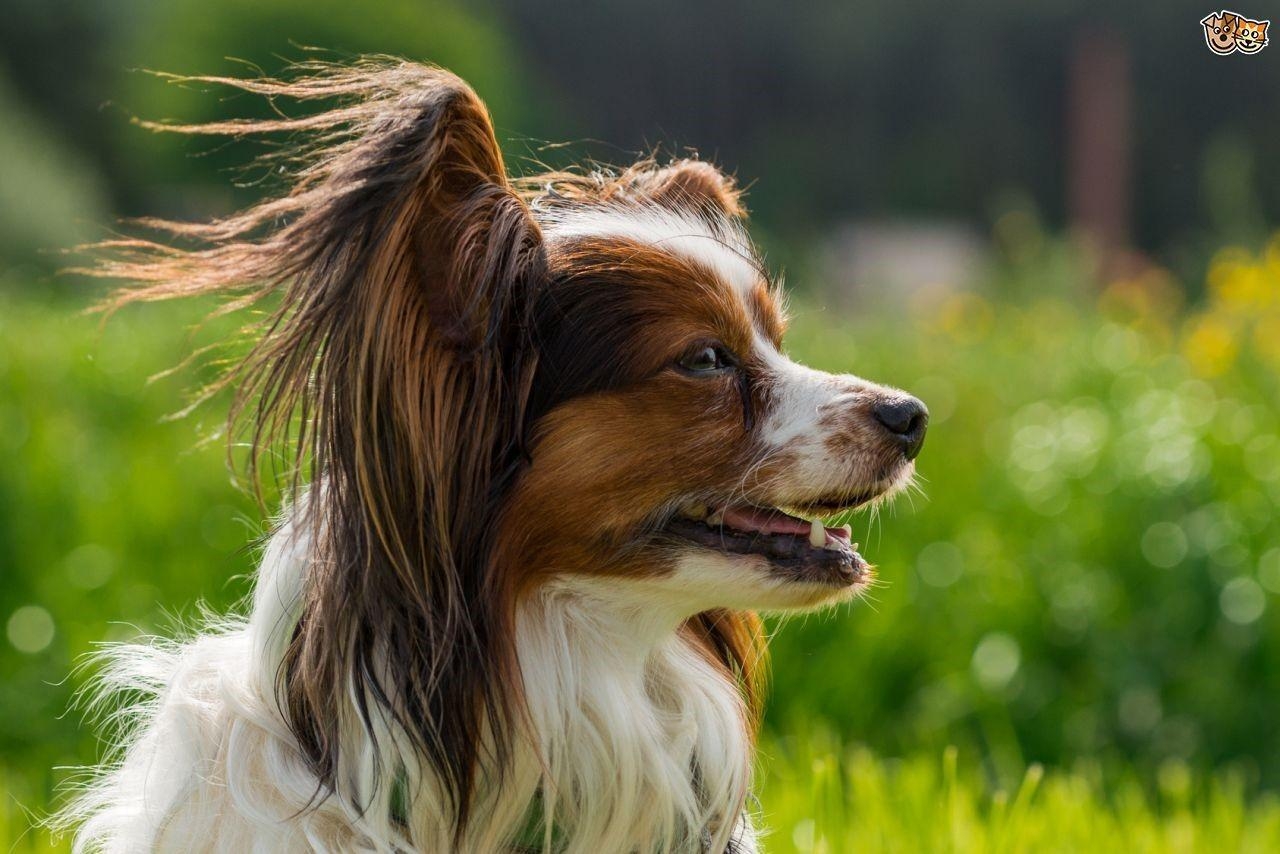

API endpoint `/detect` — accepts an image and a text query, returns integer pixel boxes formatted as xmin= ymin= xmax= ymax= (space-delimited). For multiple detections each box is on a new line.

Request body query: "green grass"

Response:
xmin=757 ymin=735 xmax=1280 ymax=853
xmin=7 ymin=736 xmax=1280 ymax=852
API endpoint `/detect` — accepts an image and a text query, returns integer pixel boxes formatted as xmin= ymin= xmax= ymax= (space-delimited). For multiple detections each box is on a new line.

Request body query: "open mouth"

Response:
xmin=659 ymin=500 xmax=871 ymax=587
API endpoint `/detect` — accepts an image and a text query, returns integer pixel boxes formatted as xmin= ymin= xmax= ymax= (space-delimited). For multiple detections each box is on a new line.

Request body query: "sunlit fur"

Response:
xmin=55 ymin=58 xmax=920 ymax=853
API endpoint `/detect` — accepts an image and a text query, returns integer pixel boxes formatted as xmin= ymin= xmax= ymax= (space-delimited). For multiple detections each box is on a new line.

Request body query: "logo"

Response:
xmin=1202 ymin=10 xmax=1270 ymax=54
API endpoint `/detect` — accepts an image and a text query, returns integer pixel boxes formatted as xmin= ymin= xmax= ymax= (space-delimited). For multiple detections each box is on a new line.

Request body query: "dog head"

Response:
xmin=502 ymin=171 xmax=926 ymax=613
xmin=88 ymin=59 xmax=926 ymax=833
xmin=1203 ymin=12 xmax=1240 ymax=54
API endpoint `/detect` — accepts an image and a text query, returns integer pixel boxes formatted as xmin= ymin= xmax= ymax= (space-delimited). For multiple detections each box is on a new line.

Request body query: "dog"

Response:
xmin=1202 ymin=11 xmax=1240 ymax=54
xmin=58 ymin=58 xmax=926 ymax=853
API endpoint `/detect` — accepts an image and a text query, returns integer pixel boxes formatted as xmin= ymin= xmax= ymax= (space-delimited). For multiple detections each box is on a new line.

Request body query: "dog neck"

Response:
xmin=253 ymin=522 xmax=754 ymax=852
xmin=512 ymin=576 xmax=753 ymax=851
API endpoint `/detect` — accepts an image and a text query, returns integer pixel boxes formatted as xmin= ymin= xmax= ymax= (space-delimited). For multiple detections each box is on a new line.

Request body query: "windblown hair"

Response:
xmin=70 ymin=58 xmax=766 ymax=849
xmin=90 ymin=59 xmax=552 ymax=832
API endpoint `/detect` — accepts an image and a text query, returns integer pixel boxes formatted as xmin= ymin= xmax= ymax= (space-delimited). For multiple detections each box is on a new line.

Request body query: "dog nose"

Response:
xmin=871 ymin=395 xmax=928 ymax=460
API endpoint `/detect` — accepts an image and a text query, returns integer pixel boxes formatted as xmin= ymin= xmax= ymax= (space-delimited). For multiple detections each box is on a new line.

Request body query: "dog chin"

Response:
xmin=667 ymin=549 xmax=873 ymax=612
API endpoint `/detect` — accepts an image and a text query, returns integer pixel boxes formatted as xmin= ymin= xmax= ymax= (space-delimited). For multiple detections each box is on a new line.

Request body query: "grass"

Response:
xmin=7 ymin=734 xmax=1280 ymax=852
xmin=757 ymin=733 xmax=1280 ymax=853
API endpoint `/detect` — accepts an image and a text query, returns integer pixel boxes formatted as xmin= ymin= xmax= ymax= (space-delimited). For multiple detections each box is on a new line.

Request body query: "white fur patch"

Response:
xmin=751 ymin=335 xmax=912 ymax=501
xmin=541 ymin=205 xmax=764 ymax=298
xmin=755 ymin=339 xmax=851 ymax=450
xmin=517 ymin=576 xmax=755 ymax=853
xmin=58 ymin=520 xmax=761 ymax=854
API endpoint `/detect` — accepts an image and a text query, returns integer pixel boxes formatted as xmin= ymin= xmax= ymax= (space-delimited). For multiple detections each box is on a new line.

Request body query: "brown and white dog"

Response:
xmin=60 ymin=59 xmax=926 ymax=853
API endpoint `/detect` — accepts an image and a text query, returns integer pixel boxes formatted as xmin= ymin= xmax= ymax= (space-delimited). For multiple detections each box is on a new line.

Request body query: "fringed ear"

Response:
xmin=81 ymin=59 xmax=546 ymax=838
xmin=404 ymin=82 xmax=546 ymax=348
xmin=633 ymin=159 xmax=747 ymax=218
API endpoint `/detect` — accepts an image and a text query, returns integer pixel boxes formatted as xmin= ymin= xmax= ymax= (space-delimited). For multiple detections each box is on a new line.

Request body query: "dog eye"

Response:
xmin=677 ymin=344 xmax=733 ymax=374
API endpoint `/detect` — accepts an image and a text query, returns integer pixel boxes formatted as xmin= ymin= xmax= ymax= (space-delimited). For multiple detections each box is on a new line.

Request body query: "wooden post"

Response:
xmin=1067 ymin=28 xmax=1133 ymax=273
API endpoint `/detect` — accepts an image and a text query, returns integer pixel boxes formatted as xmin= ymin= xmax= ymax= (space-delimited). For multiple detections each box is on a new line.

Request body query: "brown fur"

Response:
xmin=513 ymin=158 xmax=745 ymax=220
xmin=77 ymin=58 xmax=769 ymax=835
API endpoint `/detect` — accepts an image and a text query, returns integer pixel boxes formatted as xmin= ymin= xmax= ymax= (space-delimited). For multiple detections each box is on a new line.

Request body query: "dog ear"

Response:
xmin=636 ymin=159 xmax=747 ymax=218
xmin=88 ymin=61 xmax=548 ymax=490
xmin=399 ymin=78 xmax=547 ymax=347
xmin=82 ymin=61 xmax=547 ymax=832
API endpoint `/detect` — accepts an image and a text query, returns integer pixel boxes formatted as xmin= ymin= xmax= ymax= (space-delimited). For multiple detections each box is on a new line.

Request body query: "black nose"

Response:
xmin=872 ymin=395 xmax=929 ymax=460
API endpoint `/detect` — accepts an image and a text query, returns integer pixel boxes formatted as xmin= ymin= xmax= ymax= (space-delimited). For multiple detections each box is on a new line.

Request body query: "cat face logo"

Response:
xmin=1202 ymin=10 xmax=1269 ymax=54
xmin=1235 ymin=15 xmax=1270 ymax=52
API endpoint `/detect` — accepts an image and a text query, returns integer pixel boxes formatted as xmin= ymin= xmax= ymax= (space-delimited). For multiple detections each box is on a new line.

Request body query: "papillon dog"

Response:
xmin=60 ymin=58 xmax=927 ymax=853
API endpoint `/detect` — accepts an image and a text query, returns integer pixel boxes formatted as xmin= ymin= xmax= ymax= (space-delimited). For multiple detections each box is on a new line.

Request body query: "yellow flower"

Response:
xmin=1182 ymin=315 xmax=1238 ymax=378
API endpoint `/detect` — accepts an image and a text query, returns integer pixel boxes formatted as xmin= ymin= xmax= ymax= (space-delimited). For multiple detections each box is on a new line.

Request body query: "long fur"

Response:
xmin=57 ymin=56 xmax=921 ymax=853
xmin=79 ymin=59 xmax=551 ymax=837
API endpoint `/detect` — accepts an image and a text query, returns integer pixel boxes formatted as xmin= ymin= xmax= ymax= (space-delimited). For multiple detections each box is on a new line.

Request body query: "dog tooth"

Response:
xmin=706 ymin=509 xmax=724 ymax=527
xmin=684 ymin=502 xmax=708 ymax=520
xmin=809 ymin=522 xmax=826 ymax=548
xmin=852 ymin=542 xmax=860 ymax=552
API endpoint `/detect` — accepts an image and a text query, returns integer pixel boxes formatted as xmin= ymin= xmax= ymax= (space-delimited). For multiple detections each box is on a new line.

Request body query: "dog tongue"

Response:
xmin=720 ymin=505 xmax=815 ymax=537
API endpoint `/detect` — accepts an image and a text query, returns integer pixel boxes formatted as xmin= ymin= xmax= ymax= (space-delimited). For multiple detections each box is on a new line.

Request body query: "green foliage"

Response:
xmin=0 ymin=289 xmax=261 ymax=824
xmin=768 ymin=237 xmax=1280 ymax=789
xmin=0 ymin=72 xmax=108 ymax=264
xmin=2 ymin=234 xmax=1280 ymax=845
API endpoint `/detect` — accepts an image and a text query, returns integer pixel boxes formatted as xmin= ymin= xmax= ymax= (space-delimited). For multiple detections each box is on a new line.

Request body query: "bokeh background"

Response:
xmin=3 ymin=1 xmax=1280 ymax=849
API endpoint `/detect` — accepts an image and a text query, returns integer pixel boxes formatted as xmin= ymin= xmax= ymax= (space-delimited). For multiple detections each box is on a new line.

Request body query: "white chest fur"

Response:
xmin=63 ymin=526 xmax=758 ymax=853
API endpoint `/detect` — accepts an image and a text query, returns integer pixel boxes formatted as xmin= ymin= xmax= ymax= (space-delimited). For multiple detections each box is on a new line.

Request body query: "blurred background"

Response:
xmin=3 ymin=0 xmax=1280 ymax=849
